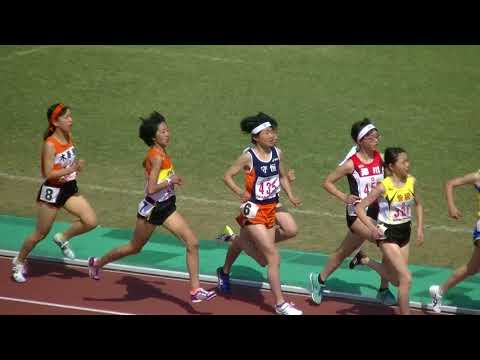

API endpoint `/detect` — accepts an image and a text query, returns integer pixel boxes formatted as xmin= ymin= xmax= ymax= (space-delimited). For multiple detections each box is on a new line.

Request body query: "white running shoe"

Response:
xmin=53 ymin=233 xmax=75 ymax=259
xmin=215 ymin=225 xmax=236 ymax=243
xmin=88 ymin=257 xmax=100 ymax=280
xmin=12 ymin=256 xmax=27 ymax=283
xmin=275 ymin=302 xmax=303 ymax=315
xmin=191 ymin=288 xmax=217 ymax=303
xmin=429 ymin=285 xmax=443 ymax=313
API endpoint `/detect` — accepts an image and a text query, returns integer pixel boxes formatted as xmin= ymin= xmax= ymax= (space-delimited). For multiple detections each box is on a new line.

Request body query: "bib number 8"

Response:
xmin=39 ymin=185 xmax=60 ymax=203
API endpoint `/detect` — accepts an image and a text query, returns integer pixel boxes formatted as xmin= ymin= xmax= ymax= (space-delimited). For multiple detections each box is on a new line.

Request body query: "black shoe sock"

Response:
xmin=219 ymin=268 xmax=229 ymax=277
xmin=318 ymin=274 xmax=325 ymax=285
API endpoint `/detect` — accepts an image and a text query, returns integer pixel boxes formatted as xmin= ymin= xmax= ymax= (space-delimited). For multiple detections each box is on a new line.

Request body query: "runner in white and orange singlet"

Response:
xmin=12 ymin=103 xmax=98 ymax=282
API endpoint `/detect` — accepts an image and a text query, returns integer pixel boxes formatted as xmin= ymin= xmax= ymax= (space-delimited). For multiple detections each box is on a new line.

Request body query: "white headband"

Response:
xmin=251 ymin=122 xmax=272 ymax=135
xmin=357 ymin=124 xmax=377 ymax=142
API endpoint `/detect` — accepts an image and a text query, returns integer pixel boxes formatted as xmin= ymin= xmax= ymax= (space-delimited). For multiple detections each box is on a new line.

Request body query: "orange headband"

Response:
xmin=49 ymin=103 xmax=65 ymax=125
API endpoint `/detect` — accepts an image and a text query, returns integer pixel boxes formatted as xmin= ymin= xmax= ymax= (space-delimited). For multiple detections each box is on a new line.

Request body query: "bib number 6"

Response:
xmin=240 ymin=201 xmax=259 ymax=219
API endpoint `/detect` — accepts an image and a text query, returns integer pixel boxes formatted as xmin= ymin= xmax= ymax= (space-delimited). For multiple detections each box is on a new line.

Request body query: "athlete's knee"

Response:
xmin=282 ymin=224 xmax=298 ymax=239
xmin=265 ymin=250 xmax=280 ymax=266
xmin=256 ymin=254 xmax=268 ymax=267
xmin=398 ymin=271 xmax=412 ymax=288
xmin=185 ymin=237 xmax=199 ymax=253
xmin=33 ymin=227 xmax=51 ymax=242
xmin=81 ymin=214 xmax=98 ymax=231
xmin=466 ymin=263 xmax=478 ymax=276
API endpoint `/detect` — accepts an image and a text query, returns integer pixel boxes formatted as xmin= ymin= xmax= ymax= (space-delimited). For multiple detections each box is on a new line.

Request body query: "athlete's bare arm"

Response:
xmin=323 ymin=159 xmax=359 ymax=204
xmin=445 ymin=171 xmax=480 ymax=219
xmin=223 ymin=152 xmax=251 ymax=202
xmin=146 ymin=156 xmax=181 ymax=195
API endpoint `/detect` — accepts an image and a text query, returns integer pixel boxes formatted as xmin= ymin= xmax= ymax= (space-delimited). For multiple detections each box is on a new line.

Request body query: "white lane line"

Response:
xmin=94 ymin=45 xmax=263 ymax=65
xmin=0 ymin=296 xmax=134 ymax=315
xmin=0 ymin=171 xmax=471 ymax=233
xmin=0 ymin=254 xmax=463 ymax=315
xmin=0 ymin=46 xmax=51 ymax=61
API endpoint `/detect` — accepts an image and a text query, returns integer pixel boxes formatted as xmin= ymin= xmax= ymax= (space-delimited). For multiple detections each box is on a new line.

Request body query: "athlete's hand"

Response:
xmin=345 ymin=194 xmax=360 ymax=205
xmin=240 ymin=191 xmax=250 ymax=203
xmin=170 ymin=174 xmax=183 ymax=186
xmin=74 ymin=159 xmax=86 ymax=172
xmin=288 ymin=194 xmax=301 ymax=208
xmin=416 ymin=228 xmax=424 ymax=247
xmin=287 ymin=169 xmax=296 ymax=182
xmin=370 ymin=226 xmax=384 ymax=240
xmin=448 ymin=206 xmax=462 ymax=220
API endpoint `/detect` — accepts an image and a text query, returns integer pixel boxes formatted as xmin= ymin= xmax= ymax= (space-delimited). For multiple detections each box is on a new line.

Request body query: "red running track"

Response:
xmin=0 ymin=256 xmax=435 ymax=315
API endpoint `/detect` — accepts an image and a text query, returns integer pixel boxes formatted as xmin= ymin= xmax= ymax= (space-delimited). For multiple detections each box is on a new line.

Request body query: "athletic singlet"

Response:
xmin=244 ymin=146 xmax=280 ymax=205
xmin=42 ymin=135 xmax=77 ymax=186
xmin=143 ymin=147 xmax=175 ymax=203
xmin=378 ymin=175 xmax=416 ymax=225
xmin=345 ymin=151 xmax=384 ymax=216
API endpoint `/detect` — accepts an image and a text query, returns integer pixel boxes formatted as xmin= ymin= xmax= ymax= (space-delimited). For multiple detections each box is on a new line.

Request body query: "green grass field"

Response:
xmin=1 ymin=45 xmax=479 ymax=269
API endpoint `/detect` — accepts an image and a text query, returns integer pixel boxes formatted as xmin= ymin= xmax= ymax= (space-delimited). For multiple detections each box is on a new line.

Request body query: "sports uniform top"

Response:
xmin=244 ymin=146 xmax=281 ymax=205
xmin=42 ymin=135 xmax=77 ymax=186
xmin=143 ymin=147 xmax=175 ymax=203
xmin=377 ymin=175 xmax=416 ymax=225
xmin=346 ymin=151 xmax=384 ymax=216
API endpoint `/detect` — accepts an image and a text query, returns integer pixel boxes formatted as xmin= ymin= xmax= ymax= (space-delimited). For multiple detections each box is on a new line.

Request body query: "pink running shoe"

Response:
xmin=88 ymin=257 xmax=100 ymax=280
xmin=191 ymin=288 xmax=216 ymax=303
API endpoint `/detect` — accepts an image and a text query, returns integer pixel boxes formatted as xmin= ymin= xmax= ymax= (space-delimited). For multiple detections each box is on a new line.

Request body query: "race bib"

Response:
xmin=377 ymin=224 xmax=387 ymax=240
xmin=346 ymin=200 xmax=361 ymax=216
xmin=39 ymin=185 xmax=60 ymax=203
xmin=392 ymin=202 xmax=412 ymax=222
xmin=240 ymin=201 xmax=259 ymax=219
xmin=138 ymin=199 xmax=154 ymax=218
xmin=254 ymin=175 xmax=280 ymax=201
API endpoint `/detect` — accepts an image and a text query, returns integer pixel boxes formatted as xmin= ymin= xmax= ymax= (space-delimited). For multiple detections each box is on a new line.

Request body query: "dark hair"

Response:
xmin=138 ymin=111 xmax=166 ymax=146
xmin=384 ymin=147 xmax=407 ymax=169
xmin=350 ymin=118 xmax=373 ymax=142
xmin=43 ymin=103 xmax=70 ymax=140
xmin=240 ymin=112 xmax=277 ymax=144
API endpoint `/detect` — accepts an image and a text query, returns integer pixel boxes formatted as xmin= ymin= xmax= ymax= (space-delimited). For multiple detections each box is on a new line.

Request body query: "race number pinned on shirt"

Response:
xmin=240 ymin=201 xmax=259 ymax=219
xmin=346 ymin=199 xmax=362 ymax=216
xmin=254 ymin=175 xmax=280 ymax=201
xmin=39 ymin=185 xmax=61 ymax=203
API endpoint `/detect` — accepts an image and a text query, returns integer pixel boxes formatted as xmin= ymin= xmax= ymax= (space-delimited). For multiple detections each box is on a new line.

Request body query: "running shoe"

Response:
xmin=191 ymin=288 xmax=217 ymax=303
xmin=53 ymin=233 xmax=75 ymax=259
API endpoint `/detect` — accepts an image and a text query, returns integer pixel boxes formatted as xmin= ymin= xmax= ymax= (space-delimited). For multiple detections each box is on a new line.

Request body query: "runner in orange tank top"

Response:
xmin=220 ymin=112 xmax=302 ymax=315
xmin=12 ymin=103 xmax=98 ymax=283
xmin=215 ymin=117 xmax=299 ymax=291
xmin=86 ymin=111 xmax=215 ymax=303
